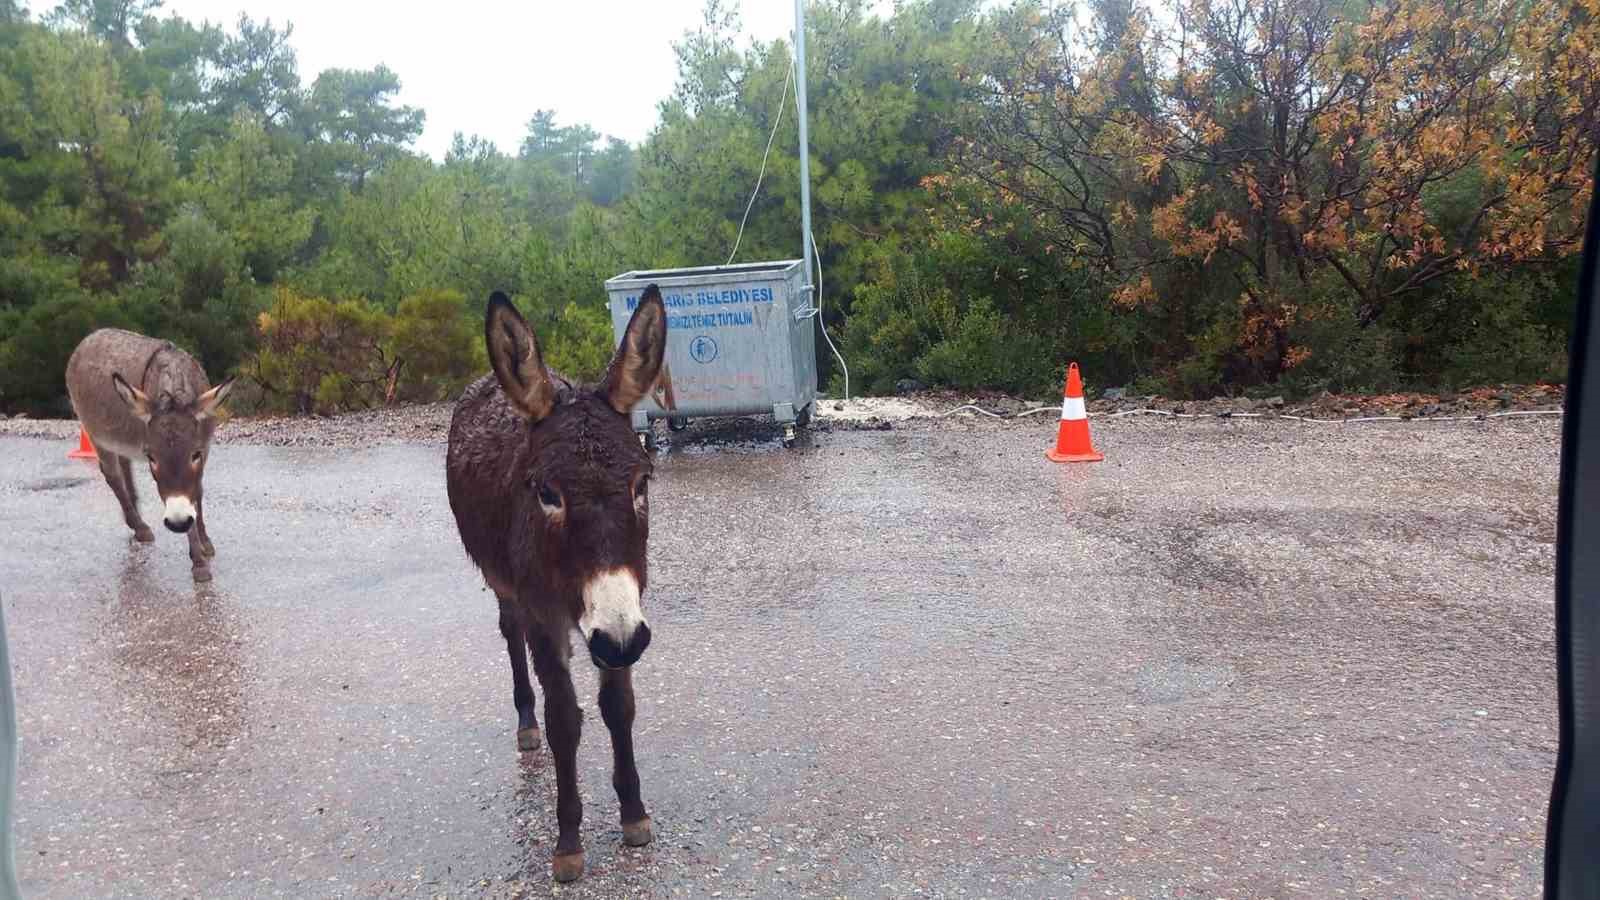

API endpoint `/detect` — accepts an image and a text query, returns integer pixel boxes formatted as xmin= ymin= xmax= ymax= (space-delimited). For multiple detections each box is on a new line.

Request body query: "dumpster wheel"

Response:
xmin=783 ymin=403 xmax=814 ymax=448
xmin=668 ymin=416 xmax=689 ymax=432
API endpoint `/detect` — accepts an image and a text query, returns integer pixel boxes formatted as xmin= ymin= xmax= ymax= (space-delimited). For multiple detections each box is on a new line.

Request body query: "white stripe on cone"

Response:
xmin=1060 ymin=396 xmax=1087 ymax=420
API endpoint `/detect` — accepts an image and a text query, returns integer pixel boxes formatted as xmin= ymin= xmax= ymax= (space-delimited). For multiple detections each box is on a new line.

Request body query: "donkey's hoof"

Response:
xmin=551 ymin=850 xmax=585 ymax=882
xmin=622 ymin=816 xmax=653 ymax=847
xmin=516 ymin=726 xmax=541 ymax=752
xmin=133 ymin=527 xmax=155 ymax=543
xmin=191 ymin=565 xmax=213 ymax=584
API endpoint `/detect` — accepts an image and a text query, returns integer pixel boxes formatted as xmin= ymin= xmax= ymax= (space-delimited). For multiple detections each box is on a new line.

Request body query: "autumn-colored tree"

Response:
xmin=950 ymin=0 xmax=1598 ymax=386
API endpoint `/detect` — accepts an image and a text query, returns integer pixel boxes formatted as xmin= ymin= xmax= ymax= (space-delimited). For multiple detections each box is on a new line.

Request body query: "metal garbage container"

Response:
xmin=604 ymin=261 xmax=817 ymax=440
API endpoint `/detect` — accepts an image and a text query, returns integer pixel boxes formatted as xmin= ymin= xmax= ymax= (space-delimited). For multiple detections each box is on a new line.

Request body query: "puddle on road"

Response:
xmin=648 ymin=413 xmax=899 ymax=455
xmin=23 ymin=476 xmax=91 ymax=492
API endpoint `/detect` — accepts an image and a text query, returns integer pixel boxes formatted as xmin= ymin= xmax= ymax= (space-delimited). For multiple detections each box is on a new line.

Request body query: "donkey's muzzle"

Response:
xmin=163 ymin=495 xmax=197 ymax=533
xmin=588 ymin=623 xmax=651 ymax=670
xmin=580 ymin=568 xmax=650 ymax=669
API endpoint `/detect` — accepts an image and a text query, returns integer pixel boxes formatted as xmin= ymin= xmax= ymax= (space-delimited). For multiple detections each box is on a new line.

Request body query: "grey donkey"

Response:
xmin=65 ymin=329 xmax=234 ymax=582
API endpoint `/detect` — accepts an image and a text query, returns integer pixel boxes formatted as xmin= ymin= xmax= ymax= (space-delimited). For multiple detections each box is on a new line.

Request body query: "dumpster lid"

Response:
xmin=605 ymin=260 xmax=804 ymax=290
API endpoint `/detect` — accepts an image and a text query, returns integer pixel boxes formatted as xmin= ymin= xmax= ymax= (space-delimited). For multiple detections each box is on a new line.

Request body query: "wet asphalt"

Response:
xmin=0 ymin=415 xmax=1560 ymax=898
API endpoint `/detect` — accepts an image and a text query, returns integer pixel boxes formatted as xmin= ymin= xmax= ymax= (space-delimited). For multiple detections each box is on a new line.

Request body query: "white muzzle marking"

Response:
xmin=163 ymin=495 xmax=197 ymax=525
xmin=578 ymin=568 xmax=645 ymax=643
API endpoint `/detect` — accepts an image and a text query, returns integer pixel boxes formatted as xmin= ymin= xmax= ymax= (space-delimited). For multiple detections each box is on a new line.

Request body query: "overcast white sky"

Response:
xmin=44 ymin=0 xmax=846 ymax=159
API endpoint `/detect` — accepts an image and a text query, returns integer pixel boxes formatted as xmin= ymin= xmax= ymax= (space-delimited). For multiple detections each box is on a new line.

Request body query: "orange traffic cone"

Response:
xmin=68 ymin=427 xmax=97 ymax=460
xmin=1046 ymin=363 xmax=1104 ymax=463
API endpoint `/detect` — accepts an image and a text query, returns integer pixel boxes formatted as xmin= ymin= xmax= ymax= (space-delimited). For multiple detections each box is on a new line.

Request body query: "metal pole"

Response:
xmin=0 ymin=595 xmax=18 ymax=900
xmin=793 ymin=0 xmax=814 ymax=296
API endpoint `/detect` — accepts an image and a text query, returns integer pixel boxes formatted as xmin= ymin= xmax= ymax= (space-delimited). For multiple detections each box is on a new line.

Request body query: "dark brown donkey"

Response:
xmin=65 ymin=329 xmax=233 ymax=582
xmin=446 ymin=287 xmax=666 ymax=882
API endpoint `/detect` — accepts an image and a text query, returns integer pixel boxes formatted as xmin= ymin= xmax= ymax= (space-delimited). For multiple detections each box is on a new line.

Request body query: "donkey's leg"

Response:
xmin=529 ymin=624 xmax=584 ymax=882
xmin=498 ymin=598 xmax=539 ymax=751
xmin=195 ymin=491 xmax=215 ymax=558
xmin=186 ymin=518 xmax=211 ymax=583
xmin=99 ymin=451 xmax=153 ymax=542
xmin=598 ymin=666 xmax=651 ymax=847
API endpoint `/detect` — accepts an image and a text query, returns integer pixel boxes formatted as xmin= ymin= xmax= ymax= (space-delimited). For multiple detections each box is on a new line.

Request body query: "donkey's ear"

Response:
xmin=485 ymin=291 xmax=556 ymax=421
xmin=111 ymin=373 xmax=152 ymax=423
xmin=194 ymin=378 xmax=234 ymax=420
xmin=601 ymin=283 xmax=667 ymax=416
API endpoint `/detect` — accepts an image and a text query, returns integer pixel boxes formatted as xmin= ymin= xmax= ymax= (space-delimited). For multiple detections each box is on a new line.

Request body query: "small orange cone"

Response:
xmin=1046 ymin=363 xmax=1104 ymax=463
xmin=68 ymin=427 xmax=97 ymax=460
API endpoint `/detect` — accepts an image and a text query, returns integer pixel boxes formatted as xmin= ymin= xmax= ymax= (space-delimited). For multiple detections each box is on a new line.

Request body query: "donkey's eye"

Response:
xmin=536 ymin=482 xmax=562 ymax=508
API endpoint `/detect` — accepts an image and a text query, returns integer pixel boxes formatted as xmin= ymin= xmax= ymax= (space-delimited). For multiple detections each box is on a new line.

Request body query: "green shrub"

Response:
xmin=243 ymin=282 xmax=621 ymax=416
xmin=1429 ymin=272 xmax=1571 ymax=388
xmin=838 ymin=248 xmax=1082 ymax=398
xmin=538 ymin=300 xmax=614 ymax=381
xmin=916 ymin=297 xmax=1056 ymax=394
xmin=0 ymin=292 xmax=131 ymax=415
xmin=836 ymin=265 xmax=946 ymax=395
xmin=391 ymin=288 xmax=480 ymax=402
xmin=248 ymin=288 xmax=393 ymax=415
xmin=1279 ymin=298 xmax=1402 ymax=396
xmin=916 ymin=297 xmax=1007 ymax=389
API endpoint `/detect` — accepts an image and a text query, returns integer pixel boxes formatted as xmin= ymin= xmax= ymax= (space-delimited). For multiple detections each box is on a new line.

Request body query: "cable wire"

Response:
xmin=929 ymin=404 xmax=1565 ymax=423
xmin=726 ymin=54 xmax=795 ymax=266
xmin=810 ymin=226 xmax=849 ymax=400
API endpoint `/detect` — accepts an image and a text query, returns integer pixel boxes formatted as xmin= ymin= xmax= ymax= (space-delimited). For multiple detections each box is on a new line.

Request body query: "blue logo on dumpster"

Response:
xmin=690 ymin=335 xmax=719 ymax=364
